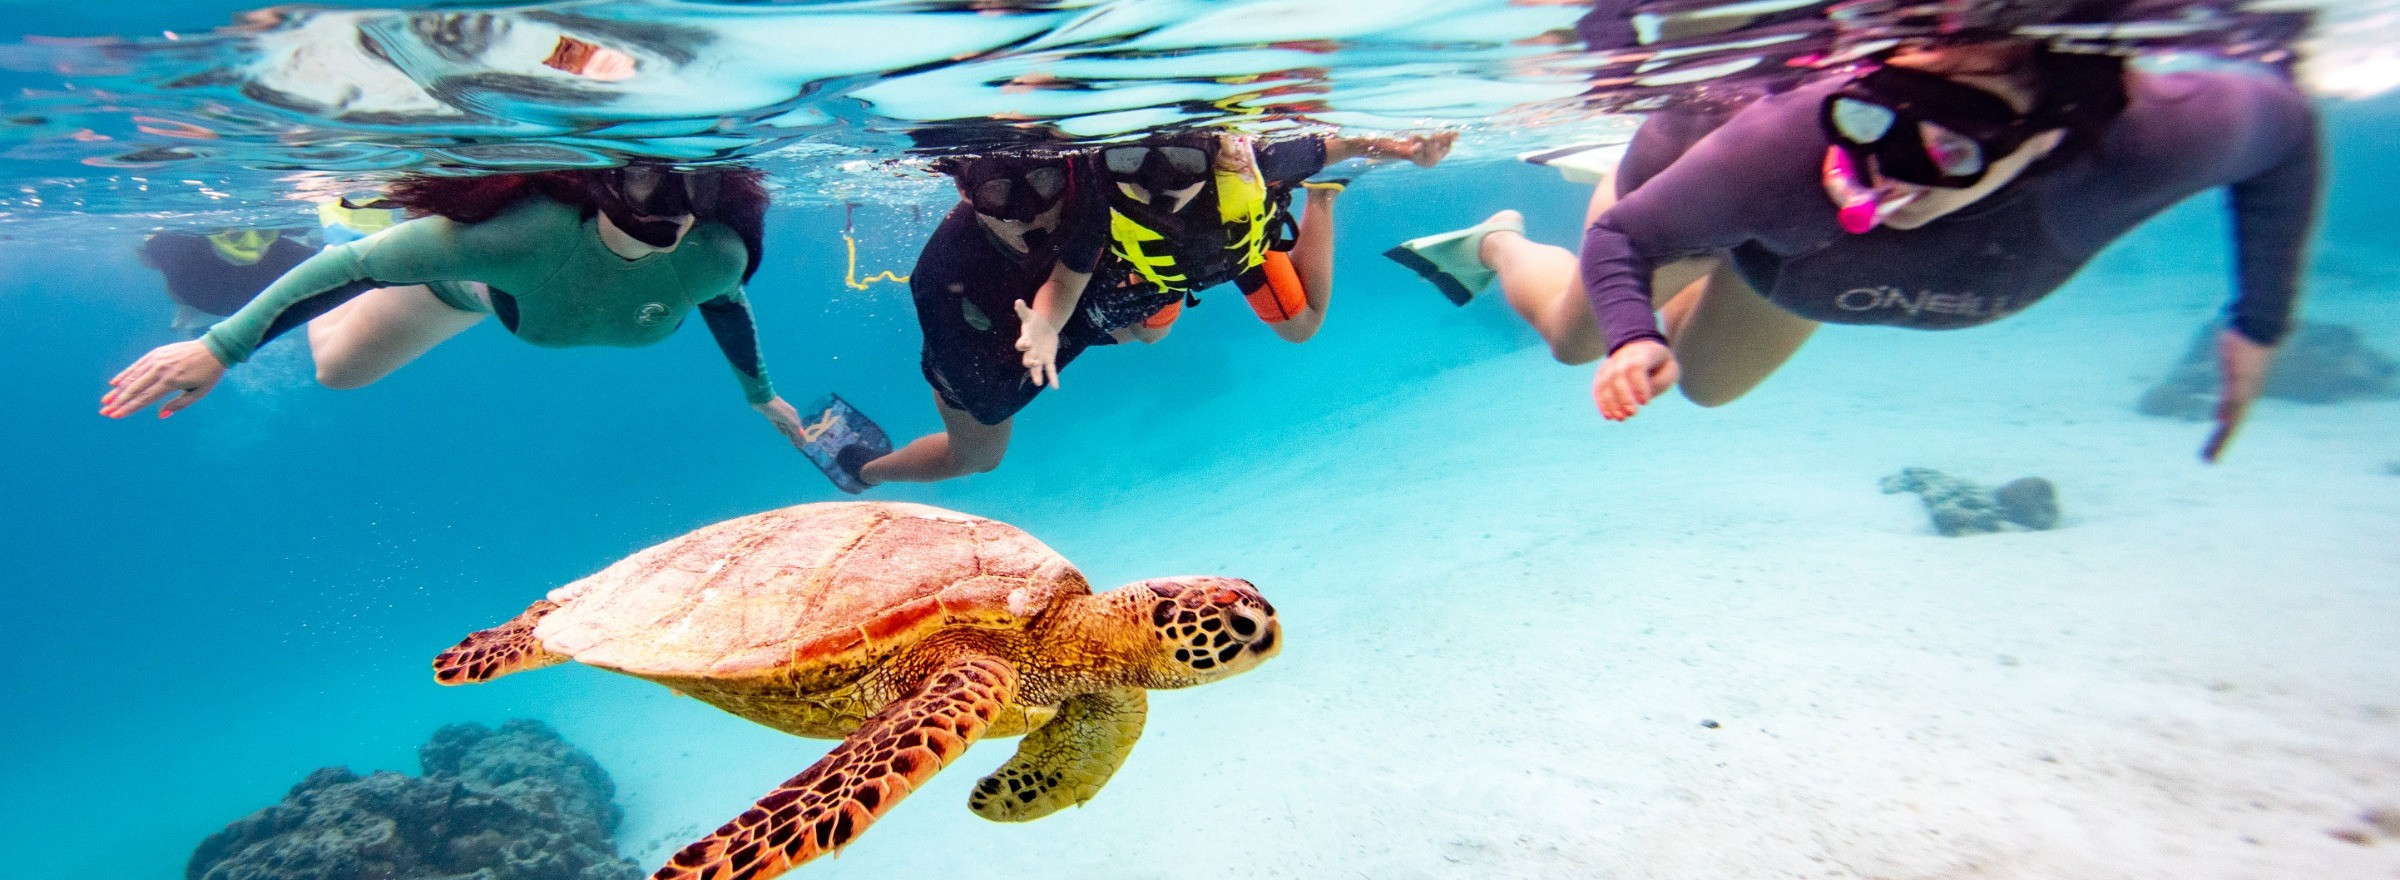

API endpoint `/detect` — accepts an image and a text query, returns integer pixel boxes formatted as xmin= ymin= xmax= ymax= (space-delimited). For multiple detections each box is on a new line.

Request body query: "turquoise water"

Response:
xmin=6 ymin=2 xmax=2400 ymax=878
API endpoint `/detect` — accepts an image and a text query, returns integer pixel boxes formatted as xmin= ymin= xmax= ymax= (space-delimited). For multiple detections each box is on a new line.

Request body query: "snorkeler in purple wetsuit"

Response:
xmin=1388 ymin=28 xmax=2318 ymax=462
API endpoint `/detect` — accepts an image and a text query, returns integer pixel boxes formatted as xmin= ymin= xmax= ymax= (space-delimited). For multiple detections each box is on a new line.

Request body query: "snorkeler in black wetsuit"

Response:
xmin=138 ymin=229 xmax=316 ymax=336
xmin=1389 ymin=4 xmax=2318 ymax=462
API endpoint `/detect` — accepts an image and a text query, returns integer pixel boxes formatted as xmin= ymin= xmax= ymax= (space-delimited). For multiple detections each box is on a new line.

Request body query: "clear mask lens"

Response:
xmin=684 ymin=172 xmax=721 ymax=212
xmin=1830 ymin=97 xmax=1897 ymax=145
xmin=1918 ymin=121 xmax=1986 ymax=178
xmin=1156 ymin=146 xmax=1207 ymax=175
xmin=621 ymin=166 xmax=665 ymax=206
xmin=973 ymin=178 xmax=1015 ymax=214
xmin=1103 ymin=147 xmax=1147 ymax=175
xmin=1025 ymin=166 xmax=1065 ymax=200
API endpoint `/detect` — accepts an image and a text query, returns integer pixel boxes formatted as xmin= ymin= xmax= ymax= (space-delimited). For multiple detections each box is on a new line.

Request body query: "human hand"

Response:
xmin=1394 ymin=131 xmax=1457 ymax=167
xmin=1014 ymin=299 xmax=1062 ymax=389
xmin=753 ymin=396 xmax=809 ymax=451
xmin=1591 ymin=339 xmax=1679 ymax=421
xmin=2201 ymin=328 xmax=2274 ymax=463
xmin=102 ymin=340 xmax=227 ymax=419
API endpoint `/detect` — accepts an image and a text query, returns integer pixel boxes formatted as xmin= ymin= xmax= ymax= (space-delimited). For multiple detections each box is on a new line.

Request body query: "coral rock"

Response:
xmin=2138 ymin=321 xmax=2399 ymax=420
xmin=187 ymin=720 xmax=640 ymax=880
xmin=1994 ymin=477 xmax=2060 ymax=530
xmin=1882 ymin=468 xmax=2061 ymax=536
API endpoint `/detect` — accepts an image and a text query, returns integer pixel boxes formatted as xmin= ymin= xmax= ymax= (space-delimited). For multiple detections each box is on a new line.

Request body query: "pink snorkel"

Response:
xmin=1822 ymin=146 xmax=1919 ymax=234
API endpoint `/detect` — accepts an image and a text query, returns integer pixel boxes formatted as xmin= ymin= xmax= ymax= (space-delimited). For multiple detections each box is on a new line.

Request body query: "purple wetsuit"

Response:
xmin=1581 ymin=68 xmax=2320 ymax=353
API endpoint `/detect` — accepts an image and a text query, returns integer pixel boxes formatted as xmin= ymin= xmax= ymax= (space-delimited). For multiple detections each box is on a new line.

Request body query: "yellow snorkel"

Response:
xmin=205 ymin=229 xmax=280 ymax=265
xmin=318 ymin=199 xmax=401 ymax=246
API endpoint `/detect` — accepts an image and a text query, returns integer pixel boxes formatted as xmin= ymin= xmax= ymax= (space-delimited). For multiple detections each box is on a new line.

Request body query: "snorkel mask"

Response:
xmin=1101 ymin=137 xmax=1212 ymax=212
xmin=206 ymin=229 xmax=281 ymax=265
xmin=1819 ymin=62 xmax=2056 ymax=232
xmin=1822 ymin=64 xmax=2045 ymax=189
xmin=950 ymin=157 xmax=1070 ymax=223
xmin=592 ymin=164 xmax=721 ymax=248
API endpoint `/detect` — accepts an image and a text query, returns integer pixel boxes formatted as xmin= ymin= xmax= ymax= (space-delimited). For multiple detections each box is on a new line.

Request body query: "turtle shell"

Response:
xmin=534 ymin=502 xmax=1085 ymax=681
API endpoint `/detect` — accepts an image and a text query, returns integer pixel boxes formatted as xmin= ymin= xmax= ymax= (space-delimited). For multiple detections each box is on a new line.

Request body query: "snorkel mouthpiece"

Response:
xmin=1822 ymin=147 xmax=1919 ymax=234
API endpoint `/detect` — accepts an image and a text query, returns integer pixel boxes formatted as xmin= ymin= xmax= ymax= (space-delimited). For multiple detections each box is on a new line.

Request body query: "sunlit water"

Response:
xmin=4 ymin=1 xmax=2399 ymax=878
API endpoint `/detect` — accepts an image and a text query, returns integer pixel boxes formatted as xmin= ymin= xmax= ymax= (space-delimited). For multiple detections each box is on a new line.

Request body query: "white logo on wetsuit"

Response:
xmin=635 ymin=302 xmax=669 ymax=326
xmin=1833 ymin=286 xmax=2012 ymax=319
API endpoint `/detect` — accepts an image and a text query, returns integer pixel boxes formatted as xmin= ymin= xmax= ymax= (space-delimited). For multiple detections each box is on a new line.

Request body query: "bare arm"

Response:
xmin=1271 ymin=185 xmax=1339 ymax=343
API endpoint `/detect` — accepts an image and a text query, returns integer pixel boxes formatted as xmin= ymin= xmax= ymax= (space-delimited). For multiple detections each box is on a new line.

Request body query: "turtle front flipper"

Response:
xmin=654 ymin=654 xmax=1019 ymax=880
xmin=433 ymin=600 xmax=567 ymax=685
xmin=969 ymin=688 xmax=1146 ymax=822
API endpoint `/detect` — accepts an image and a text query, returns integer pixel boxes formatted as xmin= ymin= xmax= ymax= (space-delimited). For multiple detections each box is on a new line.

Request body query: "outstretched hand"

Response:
xmin=753 ymin=396 xmax=809 ymax=451
xmin=1591 ymin=339 xmax=1678 ymax=421
xmin=2201 ymin=328 xmax=2274 ymax=463
xmin=102 ymin=340 xmax=227 ymax=419
xmin=1014 ymin=299 xmax=1062 ymax=389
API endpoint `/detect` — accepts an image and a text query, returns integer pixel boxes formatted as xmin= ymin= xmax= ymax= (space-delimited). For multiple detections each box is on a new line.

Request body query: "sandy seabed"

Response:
xmin=486 ymin=280 xmax=2400 ymax=880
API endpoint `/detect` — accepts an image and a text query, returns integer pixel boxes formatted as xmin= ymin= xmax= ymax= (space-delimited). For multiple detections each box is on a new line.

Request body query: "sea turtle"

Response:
xmin=432 ymin=501 xmax=1281 ymax=880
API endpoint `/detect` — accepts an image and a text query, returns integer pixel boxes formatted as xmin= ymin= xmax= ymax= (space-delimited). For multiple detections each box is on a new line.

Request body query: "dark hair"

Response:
xmin=2027 ymin=45 xmax=2129 ymax=156
xmin=384 ymin=167 xmax=773 ymax=282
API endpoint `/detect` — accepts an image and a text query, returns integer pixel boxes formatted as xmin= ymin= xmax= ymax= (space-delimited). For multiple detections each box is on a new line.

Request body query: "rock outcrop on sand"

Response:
xmin=2139 ymin=321 xmax=2398 ymax=420
xmin=1881 ymin=468 xmax=2061 ymax=537
xmin=187 ymin=720 xmax=641 ymax=880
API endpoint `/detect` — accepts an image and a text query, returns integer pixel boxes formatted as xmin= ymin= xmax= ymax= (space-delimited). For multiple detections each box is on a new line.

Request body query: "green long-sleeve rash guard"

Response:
xmin=199 ymin=195 xmax=777 ymax=404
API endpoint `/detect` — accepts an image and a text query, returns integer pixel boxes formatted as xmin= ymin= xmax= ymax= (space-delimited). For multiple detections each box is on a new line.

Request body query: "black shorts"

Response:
xmin=913 ymin=206 xmax=1115 ymax=426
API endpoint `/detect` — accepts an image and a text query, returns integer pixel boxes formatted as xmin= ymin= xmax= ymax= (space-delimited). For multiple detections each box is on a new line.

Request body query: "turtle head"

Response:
xmin=1118 ymin=576 xmax=1280 ymax=688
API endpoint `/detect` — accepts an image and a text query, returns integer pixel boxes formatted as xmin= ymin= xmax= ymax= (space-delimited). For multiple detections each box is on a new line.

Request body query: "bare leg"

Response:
xmin=1473 ymin=175 xmax=1813 ymax=402
xmin=1476 ymin=181 xmax=1630 ymax=364
xmin=1657 ymin=263 xmax=1818 ymax=406
xmin=306 ymin=284 xmax=485 ymax=389
xmin=1479 ymin=215 xmax=1605 ymax=364
xmin=857 ymin=391 xmax=1013 ymax=484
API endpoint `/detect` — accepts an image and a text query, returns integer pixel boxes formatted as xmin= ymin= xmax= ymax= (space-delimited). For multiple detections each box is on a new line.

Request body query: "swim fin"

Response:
xmin=795 ymin=393 xmax=891 ymax=495
xmin=1519 ymin=142 xmax=1628 ymax=185
xmin=1382 ymin=214 xmax=1523 ymax=306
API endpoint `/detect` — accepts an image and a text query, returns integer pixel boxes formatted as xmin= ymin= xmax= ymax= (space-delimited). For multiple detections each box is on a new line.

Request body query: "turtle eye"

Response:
xmin=1228 ymin=613 xmax=1258 ymax=639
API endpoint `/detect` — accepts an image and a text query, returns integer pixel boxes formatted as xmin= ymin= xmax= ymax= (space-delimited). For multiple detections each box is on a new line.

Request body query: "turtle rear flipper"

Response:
xmin=970 ymin=688 xmax=1146 ymax=822
xmin=433 ymin=600 xmax=568 ymax=685
xmin=654 ymin=654 xmax=1018 ymax=880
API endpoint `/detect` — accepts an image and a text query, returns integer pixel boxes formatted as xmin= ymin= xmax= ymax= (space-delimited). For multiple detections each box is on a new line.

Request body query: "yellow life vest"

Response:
xmin=1109 ymin=206 xmax=1190 ymax=292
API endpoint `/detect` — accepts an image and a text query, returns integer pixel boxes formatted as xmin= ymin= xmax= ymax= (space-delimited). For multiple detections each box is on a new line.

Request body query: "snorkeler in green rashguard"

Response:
xmin=101 ymin=166 xmax=819 ymax=450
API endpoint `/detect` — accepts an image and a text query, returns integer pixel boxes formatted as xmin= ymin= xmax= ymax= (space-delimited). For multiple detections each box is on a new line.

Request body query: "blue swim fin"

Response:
xmin=796 ymin=393 xmax=891 ymax=495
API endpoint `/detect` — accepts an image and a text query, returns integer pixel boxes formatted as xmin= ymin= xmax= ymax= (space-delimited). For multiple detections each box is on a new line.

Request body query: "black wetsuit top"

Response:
xmin=139 ymin=231 xmax=316 ymax=317
xmin=1582 ymin=68 xmax=2321 ymax=353
xmin=911 ymin=166 xmax=1110 ymax=426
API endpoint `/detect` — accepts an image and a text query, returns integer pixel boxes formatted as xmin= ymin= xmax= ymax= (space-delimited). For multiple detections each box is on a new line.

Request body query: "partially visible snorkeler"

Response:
xmin=137 ymin=228 xmax=317 ymax=337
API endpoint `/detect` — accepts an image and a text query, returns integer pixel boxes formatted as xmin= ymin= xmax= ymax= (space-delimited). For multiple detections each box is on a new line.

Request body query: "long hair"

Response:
xmin=2028 ymin=46 xmax=2130 ymax=156
xmin=383 ymin=167 xmax=773 ymax=282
